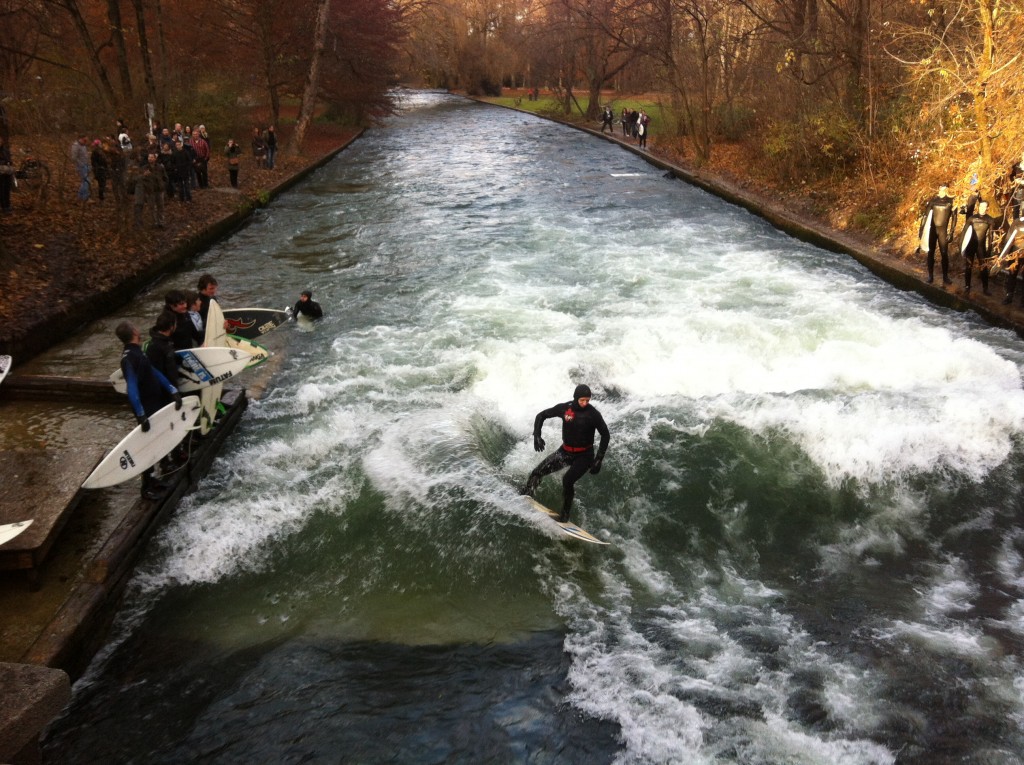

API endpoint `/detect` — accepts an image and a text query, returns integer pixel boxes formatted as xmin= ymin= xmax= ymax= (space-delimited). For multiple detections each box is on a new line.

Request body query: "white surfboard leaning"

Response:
xmin=0 ymin=520 xmax=32 ymax=546
xmin=200 ymin=300 xmax=227 ymax=435
xmin=108 ymin=346 xmax=253 ymax=394
xmin=225 ymin=334 xmax=271 ymax=368
xmin=82 ymin=396 xmax=201 ymax=489
xmin=0 ymin=355 xmax=11 ymax=386
xmin=919 ymin=210 xmax=933 ymax=253
xmin=222 ymin=308 xmax=290 ymax=340
xmin=526 ymin=497 xmax=609 ymax=545
xmin=960 ymin=225 xmax=974 ymax=255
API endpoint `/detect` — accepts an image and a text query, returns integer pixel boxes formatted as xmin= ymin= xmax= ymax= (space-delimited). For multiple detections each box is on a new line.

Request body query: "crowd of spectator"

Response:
xmin=65 ymin=119 xmax=280 ymax=228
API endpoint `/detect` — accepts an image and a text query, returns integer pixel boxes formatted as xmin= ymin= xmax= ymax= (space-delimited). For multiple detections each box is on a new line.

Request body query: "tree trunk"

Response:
xmin=105 ymin=0 xmax=134 ymax=104
xmin=57 ymin=0 xmax=119 ymax=109
xmin=286 ymin=0 xmax=330 ymax=156
xmin=130 ymin=0 xmax=159 ymax=130
xmin=973 ymin=0 xmax=996 ymax=189
xmin=154 ymin=0 xmax=169 ymax=123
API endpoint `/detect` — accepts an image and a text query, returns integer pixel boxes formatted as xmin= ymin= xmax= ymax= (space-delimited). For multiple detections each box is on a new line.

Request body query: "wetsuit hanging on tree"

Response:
xmin=521 ymin=384 xmax=610 ymax=522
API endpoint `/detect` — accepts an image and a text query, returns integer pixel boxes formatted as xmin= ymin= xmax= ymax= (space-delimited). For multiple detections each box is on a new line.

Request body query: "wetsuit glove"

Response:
xmin=590 ymin=455 xmax=603 ymax=475
xmin=136 ymin=415 xmax=150 ymax=433
xmin=533 ymin=435 xmax=545 ymax=452
xmin=173 ymin=392 xmax=183 ymax=410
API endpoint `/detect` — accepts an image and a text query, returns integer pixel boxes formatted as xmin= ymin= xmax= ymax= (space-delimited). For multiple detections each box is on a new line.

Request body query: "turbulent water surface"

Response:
xmin=44 ymin=91 xmax=1024 ymax=764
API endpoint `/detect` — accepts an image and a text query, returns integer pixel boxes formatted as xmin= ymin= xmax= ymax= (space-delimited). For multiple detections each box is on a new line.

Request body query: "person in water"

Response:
xmin=521 ymin=384 xmax=610 ymax=522
xmin=292 ymin=290 xmax=324 ymax=320
xmin=919 ymin=184 xmax=958 ymax=285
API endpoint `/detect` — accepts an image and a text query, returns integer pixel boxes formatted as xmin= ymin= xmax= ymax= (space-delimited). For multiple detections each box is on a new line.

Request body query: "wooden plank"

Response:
xmin=1 ymin=376 xmax=124 ymax=405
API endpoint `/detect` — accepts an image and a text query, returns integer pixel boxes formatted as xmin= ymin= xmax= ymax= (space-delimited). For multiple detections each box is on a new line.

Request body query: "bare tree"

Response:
xmin=286 ymin=0 xmax=330 ymax=155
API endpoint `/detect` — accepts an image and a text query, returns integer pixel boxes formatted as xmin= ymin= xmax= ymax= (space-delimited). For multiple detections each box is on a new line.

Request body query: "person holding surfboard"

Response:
xmin=197 ymin=274 xmax=221 ymax=326
xmin=919 ymin=185 xmax=958 ymax=285
xmin=521 ymin=384 xmax=610 ymax=523
xmin=162 ymin=290 xmax=202 ymax=349
xmin=116 ymin=321 xmax=182 ymax=500
xmin=999 ymin=212 xmax=1024 ymax=305
xmin=960 ymin=200 xmax=997 ymax=295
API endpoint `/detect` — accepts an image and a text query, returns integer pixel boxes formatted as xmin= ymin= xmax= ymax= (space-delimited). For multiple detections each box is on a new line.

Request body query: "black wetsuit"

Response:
xmin=198 ymin=294 xmax=218 ymax=326
xmin=960 ymin=212 xmax=996 ymax=293
xmin=524 ymin=400 xmax=610 ymax=521
xmin=163 ymin=309 xmax=201 ymax=350
xmin=921 ymin=195 xmax=957 ymax=283
xmin=1000 ymin=220 xmax=1024 ymax=304
xmin=146 ymin=328 xmax=179 ymax=384
xmin=121 ymin=342 xmax=178 ymax=497
xmin=293 ymin=298 xmax=324 ymax=320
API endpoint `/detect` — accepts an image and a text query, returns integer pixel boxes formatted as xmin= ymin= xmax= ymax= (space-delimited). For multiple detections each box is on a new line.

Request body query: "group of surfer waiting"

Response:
xmin=598 ymin=106 xmax=651 ymax=149
xmin=114 ymin=274 xmax=224 ymax=499
xmin=920 ymin=154 xmax=1024 ymax=303
xmin=115 ymin=274 xmax=324 ymax=500
xmin=111 ymin=269 xmax=602 ymax=522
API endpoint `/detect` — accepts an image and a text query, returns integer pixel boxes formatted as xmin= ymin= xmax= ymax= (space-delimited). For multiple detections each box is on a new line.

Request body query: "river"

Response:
xmin=43 ymin=91 xmax=1024 ymax=764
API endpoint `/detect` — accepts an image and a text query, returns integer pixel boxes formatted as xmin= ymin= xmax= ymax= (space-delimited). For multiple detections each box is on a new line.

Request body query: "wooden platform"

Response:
xmin=0 ymin=379 xmax=248 ymax=676
xmin=0 ymin=448 xmax=105 ymax=581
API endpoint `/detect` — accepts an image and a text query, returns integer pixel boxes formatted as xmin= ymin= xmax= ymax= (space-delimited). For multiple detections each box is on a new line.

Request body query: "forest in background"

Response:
xmin=404 ymin=0 xmax=1023 ymax=253
xmin=0 ymin=0 xmax=1022 ymax=252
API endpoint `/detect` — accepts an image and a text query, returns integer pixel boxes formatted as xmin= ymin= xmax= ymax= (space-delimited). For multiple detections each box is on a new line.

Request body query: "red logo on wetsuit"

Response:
xmin=564 ymin=409 xmax=575 ymax=422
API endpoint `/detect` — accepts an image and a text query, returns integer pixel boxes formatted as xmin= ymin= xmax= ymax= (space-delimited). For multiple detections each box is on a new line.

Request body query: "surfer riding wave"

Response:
xmin=521 ymin=384 xmax=609 ymax=522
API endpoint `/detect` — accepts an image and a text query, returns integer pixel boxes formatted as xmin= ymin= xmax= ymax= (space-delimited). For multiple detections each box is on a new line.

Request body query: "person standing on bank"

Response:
xmin=521 ymin=384 xmax=610 ymax=523
xmin=225 ymin=139 xmax=242 ymax=188
xmin=70 ymin=134 xmax=91 ymax=202
xmin=919 ymin=184 xmax=957 ymax=285
xmin=116 ymin=321 xmax=182 ymax=500
xmin=601 ymin=106 xmax=615 ymax=134
xmin=961 ymin=200 xmax=997 ymax=295
xmin=0 ymin=136 xmax=13 ymax=213
xmin=999 ymin=212 xmax=1024 ymax=305
xmin=292 ymin=290 xmax=324 ymax=320
xmin=265 ymin=125 xmax=277 ymax=170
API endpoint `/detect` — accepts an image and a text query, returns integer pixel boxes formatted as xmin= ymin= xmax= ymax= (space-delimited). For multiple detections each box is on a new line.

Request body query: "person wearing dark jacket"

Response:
xmin=292 ymin=290 xmax=324 ymax=320
xmin=960 ymin=200 xmax=997 ymax=295
xmin=521 ymin=384 xmax=610 ymax=522
xmin=163 ymin=290 xmax=202 ymax=349
xmin=919 ymin=185 xmax=958 ymax=285
xmin=171 ymin=140 xmax=193 ymax=202
xmin=91 ymin=139 xmax=109 ymax=201
xmin=146 ymin=312 xmax=180 ymax=383
xmin=0 ymin=136 xmax=12 ymax=212
xmin=116 ymin=321 xmax=181 ymax=500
